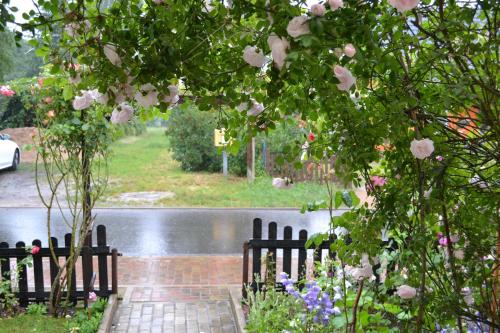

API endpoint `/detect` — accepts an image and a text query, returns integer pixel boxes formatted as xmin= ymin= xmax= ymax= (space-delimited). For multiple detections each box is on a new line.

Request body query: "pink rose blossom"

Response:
xmin=344 ymin=43 xmax=356 ymax=57
xmin=0 ymin=85 xmax=15 ymax=97
xmin=103 ymin=44 xmax=122 ymax=67
xmin=388 ymin=0 xmax=420 ymax=13
xmin=333 ymin=65 xmax=356 ymax=91
xmin=287 ymin=16 xmax=310 ymax=38
xmin=267 ymin=34 xmax=290 ymax=70
xmin=328 ymin=0 xmax=344 ymax=11
xmin=410 ymin=138 xmax=434 ymax=159
xmin=435 ymin=155 xmax=443 ymax=161
xmin=47 ymin=110 xmax=56 ymax=118
xmin=311 ymin=3 xmax=326 ymax=17
xmin=111 ymin=103 xmax=134 ymax=124
xmin=88 ymin=291 xmax=97 ymax=302
xmin=243 ymin=46 xmax=267 ymax=68
xmin=371 ymin=175 xmax=387 ymax=187
xmin=72 ymin=91 xmax=93 ymax=110
xmin=307 ymin=132 xmax=315 ymax=142
xmin=31 ymin=246 xmax=40 ymax=255
xmin=397 ymin=285 xmax=417 ymax=299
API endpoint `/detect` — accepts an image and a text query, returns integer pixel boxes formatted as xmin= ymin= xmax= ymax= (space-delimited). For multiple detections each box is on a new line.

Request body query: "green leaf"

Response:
xmin=334 ymin=191 xmax=343 ymax=209
xmin=63 ymin=85 xmax=73 ymax=100
xmin=342 ymin=190 xmax=353 ymax=207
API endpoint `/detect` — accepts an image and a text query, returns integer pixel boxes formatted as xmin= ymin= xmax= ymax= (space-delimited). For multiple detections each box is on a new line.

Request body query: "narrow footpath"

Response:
xmin=111 ymin=256 xmax=242 ymax=333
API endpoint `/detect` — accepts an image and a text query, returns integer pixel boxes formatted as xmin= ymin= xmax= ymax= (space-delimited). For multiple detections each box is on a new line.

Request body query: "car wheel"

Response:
xmin=9 ymin=150 xmax=20 ymax=171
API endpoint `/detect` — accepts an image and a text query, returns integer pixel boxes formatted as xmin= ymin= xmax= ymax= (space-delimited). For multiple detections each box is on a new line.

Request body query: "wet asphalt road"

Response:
xmin=0 ymin=208 xmax=343 ymax=256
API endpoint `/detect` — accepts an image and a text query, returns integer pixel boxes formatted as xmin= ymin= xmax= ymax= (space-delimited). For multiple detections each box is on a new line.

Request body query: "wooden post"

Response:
xmin=283 ymin=227 xmax=293 ymax=277
xmin=111 ymin=248 xmax=118 ymax=294
xmin=16 ymin=241 xmax=28 ymax=307
xmin=242 ymin=241 xmax=249 ymax=299
xmin=97 ymin=225 xmax=109 ymax=293
xmin=247 ymin=137 xmax=255 ymax=182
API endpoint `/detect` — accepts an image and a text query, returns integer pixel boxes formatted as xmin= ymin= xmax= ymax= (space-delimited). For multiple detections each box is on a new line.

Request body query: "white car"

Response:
xmin=0 ymin=133 xmax=20 ymax=171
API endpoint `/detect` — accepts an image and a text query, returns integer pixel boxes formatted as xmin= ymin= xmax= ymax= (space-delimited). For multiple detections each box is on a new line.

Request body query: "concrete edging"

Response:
xmin=97 ymin=294 xmax=119 ymax=333
xmin=229 ymin=287 xmax=247 ymax=333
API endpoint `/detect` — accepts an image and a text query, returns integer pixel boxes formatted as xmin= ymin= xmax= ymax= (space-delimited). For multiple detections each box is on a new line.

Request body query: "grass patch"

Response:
xmin=102 ymin=128 xmax=334 ymax=208
xmin=0 ymin=314 xmax=68 ymax=333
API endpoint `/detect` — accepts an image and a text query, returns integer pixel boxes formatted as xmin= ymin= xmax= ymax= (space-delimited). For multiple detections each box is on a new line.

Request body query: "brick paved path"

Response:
xmin=111 ymin=256 xmax=241 ymax=333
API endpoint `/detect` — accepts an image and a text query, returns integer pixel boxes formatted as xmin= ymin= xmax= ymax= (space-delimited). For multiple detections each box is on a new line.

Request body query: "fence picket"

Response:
xmin=252 ymin=219 xmax=262 ymax=281
xmin=282 ymin=226 xmax=292 ymax=276
xmin=49 ymin=237 xmax=59 ymax=293
xmin=16 ymin=241 xmax=28 ymax=307
xmin=64 ymin=234 xmax=78 ymax=305
xmin=97 ymin=225 xmax=109 ymax=293
xmin=0 ymin=242 xmax=10 ymax=292
xmin=298 ymin=230 xmax=308 ymax=283
xmin=267 ymin=222 xmax=277 ymax=280
xmin=32 ymin=239 xmax=44 ymax=302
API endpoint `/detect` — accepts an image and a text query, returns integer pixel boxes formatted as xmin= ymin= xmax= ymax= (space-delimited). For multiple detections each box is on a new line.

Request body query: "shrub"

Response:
xmin=0 ymin=78 xmax=37 ymax=130
xmin=26 ymin=303 xmax=47 ymax=315
xmin=165 ymin=104 xmax=247 ymax=175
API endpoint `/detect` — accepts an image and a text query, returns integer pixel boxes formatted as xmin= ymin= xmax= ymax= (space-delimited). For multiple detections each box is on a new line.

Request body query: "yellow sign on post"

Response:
xmin=214 ymin=129 xmax=227 ymax=147
xmin=214 ymin=129 xmax=229 ymax=177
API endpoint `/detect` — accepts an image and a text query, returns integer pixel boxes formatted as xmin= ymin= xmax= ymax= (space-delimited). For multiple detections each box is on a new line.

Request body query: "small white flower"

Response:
xmin=286 ymin=16 xmax=310 ymax=38
xmin=469 ymin=175 xmax=488 ymax=189
xmin=163 ymin=84 xmax=180 ymax=104
xmin=328 ymin=0 xmax=344 ymax=11
xmin=272 ymin=177 xmax=293 ymax=189
xmin=396 ymin=285 xmax=417 ymax=299
xmin=410 ymin=138 xmax=434 ymax=159
xmin=311 ymin=3 xmax=326 ymax=17
xmin=350 ymin=265 xmax=373 ymax=281
xmin=334 ymin=226 xmax=349 ymax=238
xmin=72 ymin=91 xmax=93 ymax=110
xmin=243 ymin=46 xmax=267 ymax=68
xmin=103 ymin=44 xmax=122 ymax=67
xmin=111 ymin=103 xmax=134 ymax=124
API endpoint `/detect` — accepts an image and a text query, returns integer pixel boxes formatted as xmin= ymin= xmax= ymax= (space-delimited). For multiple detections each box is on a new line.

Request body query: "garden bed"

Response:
xmin=0 ymin=295 xmax=117 ymax=333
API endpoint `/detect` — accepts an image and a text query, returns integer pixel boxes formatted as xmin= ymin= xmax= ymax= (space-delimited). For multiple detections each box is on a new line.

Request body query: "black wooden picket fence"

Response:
xmin=0 ymin=225 xmax=120 ymax=307
xmin=242 ymin=218 xmax=396 ymax=298
xmin=242 ymin=218 xmax=336 ymax=298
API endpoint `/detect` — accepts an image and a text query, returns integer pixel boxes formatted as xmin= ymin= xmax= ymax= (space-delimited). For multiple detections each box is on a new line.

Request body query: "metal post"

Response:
xmin=247 ymin=137 xmax=255 ymax=182
xmin=222 ymin=149 xmax=228 ymax=177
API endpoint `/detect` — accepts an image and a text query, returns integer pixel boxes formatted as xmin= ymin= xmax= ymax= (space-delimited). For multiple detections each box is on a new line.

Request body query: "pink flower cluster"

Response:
xmin=0 ymin=85 xmax=15 ymax=97
xmin=437 ymin=232 xmax=459 ymax=247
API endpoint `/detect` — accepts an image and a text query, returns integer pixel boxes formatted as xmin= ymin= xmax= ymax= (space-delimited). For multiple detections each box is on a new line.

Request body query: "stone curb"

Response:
xmin=97 ymin=294 xmax=119 ymax=333
xmin=229 ymin=287 xmax=247 ymax=333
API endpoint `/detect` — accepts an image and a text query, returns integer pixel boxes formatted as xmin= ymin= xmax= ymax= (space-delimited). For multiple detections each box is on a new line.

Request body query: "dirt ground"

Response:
xmin=0 ymin=127 xmax=38 ymax=163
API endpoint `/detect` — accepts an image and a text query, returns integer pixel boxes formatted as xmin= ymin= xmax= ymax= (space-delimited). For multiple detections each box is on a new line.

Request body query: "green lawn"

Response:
xmin=0 ymin=314 xmax=68 ymax=333
xmin=101 ymin=128 xmax=333 ymax=207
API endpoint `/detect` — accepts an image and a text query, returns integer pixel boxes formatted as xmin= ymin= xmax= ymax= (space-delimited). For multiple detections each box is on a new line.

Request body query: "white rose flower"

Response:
xmin=272 ymin=177 xmax=293 ymax=189
xmin=334 ymin=226 xmax=349 ymax=238
xmin=396 ymin=285 xmax=417 ymax=299
xmin=111 ymin=103 xmax=134 ymax=124
xmin=103 ymin=44 xmax=122 ymax=67
xmin=424 ymin=187 xmax=432 ymax=199
xmin=328 ymin=0 xmax=344 ymax=11
xmin=410 ymin=138 xmax=434 ymax=159
xmin=247 ymin=101 xmax=264 ymax=116
xmin=311 ymin=3 xmax=326 ymax=17
xmin=72 ymin=91 xmax=93 ymax=110
xmin=163 ymin=84 xmax=180 ymax=104
xmin=388 ymin=0 xmax=420 ymax=13
xmin=68 ymin=73 xmax=81 ymax=85
xmin=267 ymin=34 xmax=290 ymax=70
xmin=333 ymin=65 xmax=356 ymax=91
xmin=134 ymin=83 xmax=159 ymax=108
xmin=350 ymin=264 xmax=373 ymax=281
xmin=287 ymin=16 xmax=310 ymax=38
xmin=243 ymin=46 xmax=267 ymax=68
xmin=344 ymin=43 xmax=356 ymax=57
xmin=236 ymin=102 xmax=248 ymax=112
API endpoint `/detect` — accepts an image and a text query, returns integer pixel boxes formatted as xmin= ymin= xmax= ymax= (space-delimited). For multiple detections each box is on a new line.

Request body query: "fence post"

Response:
xmin=64 ymin=233 xmax=77 ymax=305
xmin=242 ymin=241 xmax=249 ymax=299
xmin=111 ymin=248 xmax=118 ymax=294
